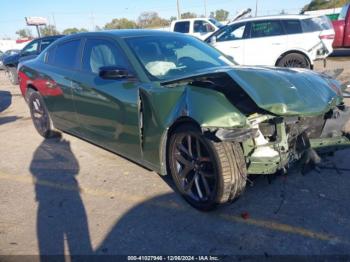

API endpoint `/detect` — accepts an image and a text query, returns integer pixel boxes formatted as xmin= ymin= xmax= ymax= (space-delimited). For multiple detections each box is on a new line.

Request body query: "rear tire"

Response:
xmin=167 ymin=124 xmax=247 ymax=211
xmin=7 ymin=67 xmax=19 ymax=85
xmin=277 ymin=53 xmax=311 ymax=69
xmin=28 ymin=90 xmax=59 ymax=138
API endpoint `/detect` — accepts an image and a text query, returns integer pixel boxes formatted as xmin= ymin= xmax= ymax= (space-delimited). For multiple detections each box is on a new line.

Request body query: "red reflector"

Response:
xmin=320 ymin=34 xmax=335 ymax=39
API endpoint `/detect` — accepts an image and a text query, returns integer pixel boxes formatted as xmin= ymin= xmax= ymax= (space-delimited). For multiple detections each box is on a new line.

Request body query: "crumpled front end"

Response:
xmin=205 ymin=107 xmax=350 ymax=175
xmin=161 ymin=66 xmax=350 ymax=175
xmin=244 ymin=111 xmax=350 ymax=175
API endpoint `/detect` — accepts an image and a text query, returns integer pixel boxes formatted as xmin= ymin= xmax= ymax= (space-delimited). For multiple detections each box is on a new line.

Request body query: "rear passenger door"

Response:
xmin=42 ymin=39 xmax=82 ymax=132
xmin=71 ymin=37 xmax=141 ymax=159
xmin=243 ymin=20 xmax=287 ymax=66
xmin=282 ymin=19 xmax=311 ymax=55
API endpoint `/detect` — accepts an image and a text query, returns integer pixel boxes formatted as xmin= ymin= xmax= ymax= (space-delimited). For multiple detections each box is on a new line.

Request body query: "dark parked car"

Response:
xmin=0 ymin=49 xmax=20 ymax=70
xmin=18 ymin=31 xmax=350 ymax=210
xmin=4 ymin=35 xmax=63 ymax=84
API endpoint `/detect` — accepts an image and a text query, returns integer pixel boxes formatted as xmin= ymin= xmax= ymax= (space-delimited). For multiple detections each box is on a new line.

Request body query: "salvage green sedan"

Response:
xmin=18 ymin=30 xmax=350 ymax=210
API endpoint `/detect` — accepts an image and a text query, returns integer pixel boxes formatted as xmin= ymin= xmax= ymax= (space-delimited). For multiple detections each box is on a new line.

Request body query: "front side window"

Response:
xmin=82 ymin=38 xmax=130 ymax=74
xmin=126 ymin=35 xmax=235 ymax=81
xmin=51 ymin=39 xmax=81 ymax=69
xmin=216 ymin=23 xmax=246 ymax=42
xmin=282 ymin=20 xmax=302 ymax=34
xmin=22 ymin=40 xmax=39 ymax=56
xmin=174 ymin=21 xmax=190 ymax=33
xmin=194 ymin=20 xmax=215 ymax=33
xmin=250 ymin=20 xmax=284 ymax=38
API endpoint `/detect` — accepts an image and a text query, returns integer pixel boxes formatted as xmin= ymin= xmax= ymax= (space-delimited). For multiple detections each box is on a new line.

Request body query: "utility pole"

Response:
xmin=47 ymin=16 xmax=52 ymax=35
xmin=255 ymin=0 xmax=258 ymax=17
xmin=90 ymin=12 xmax=95 ymax=31
xmin=52 ymin=13 xmax=56 ymax=30
xmin=204 ymin=0 xmax=207 ymax=17
xmin=177 ymin=0 xmax=181 ymax=19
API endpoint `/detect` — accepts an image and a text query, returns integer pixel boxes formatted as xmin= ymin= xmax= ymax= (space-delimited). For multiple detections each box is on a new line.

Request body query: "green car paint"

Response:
xmin=18 ymin=30 xmax=350 ymax=177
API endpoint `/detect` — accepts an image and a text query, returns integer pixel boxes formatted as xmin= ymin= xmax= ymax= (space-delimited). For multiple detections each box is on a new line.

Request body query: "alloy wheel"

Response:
xmin=170 ymin=133 xmax=218 ymax=203
xmin=30 ymin=96 xmax=49 ymax=135
xmin=283 ymin=58 xmax=307 ymax=68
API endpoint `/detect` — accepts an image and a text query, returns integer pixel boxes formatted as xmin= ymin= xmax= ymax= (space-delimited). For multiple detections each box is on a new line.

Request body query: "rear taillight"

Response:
xmin=320 ymin=34 xmax=335 ymax=40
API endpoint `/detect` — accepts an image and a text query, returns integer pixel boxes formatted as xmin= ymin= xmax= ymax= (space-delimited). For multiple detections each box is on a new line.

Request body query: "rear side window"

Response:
xmin=82 ymin=38 xmax=130 ymax=74
xmin=282 ymin=20 xmax=302 ymax=34
xmin=46 ymin=46 xmax=56 ymax=64
xmin=250 ymin=20 xmax=284 ymax=38
xmin=51 ymin=39 xmax=81 ymax=69
xmin=301 ymin=17 xmax=332 ymax=32
xmin=174 ymin=21 xmax=190 ymax=33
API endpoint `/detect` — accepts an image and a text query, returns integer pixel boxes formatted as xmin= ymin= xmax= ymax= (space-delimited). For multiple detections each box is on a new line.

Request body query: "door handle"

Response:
xmin=230 ymin=46 xmax=241 ymax=49
xmin=272 ymin=43 xmax=282 ymax=45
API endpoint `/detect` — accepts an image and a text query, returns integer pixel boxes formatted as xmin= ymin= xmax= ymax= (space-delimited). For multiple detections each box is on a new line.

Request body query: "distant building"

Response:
xmin=0 ymin=39 xmax=31 ymax=52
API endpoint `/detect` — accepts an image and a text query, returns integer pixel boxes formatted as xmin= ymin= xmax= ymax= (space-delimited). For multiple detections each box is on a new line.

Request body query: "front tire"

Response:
xmin=28 ymin=90 xmax=58 ymax=138
xmin=167 ymin=124 xmax=247 ymax=211
xmin=277 ymin=53 xmax=311 ymax=69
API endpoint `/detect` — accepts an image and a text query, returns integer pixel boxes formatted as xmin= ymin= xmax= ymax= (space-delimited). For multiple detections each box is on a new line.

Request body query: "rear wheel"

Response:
xmin=277 ymin=53 xmax=311 ymax=69
xmin=7 ymin=67 xmax=19 ymax=85
xmin=168 ymin=124 xmax=247 ymax=211
xmin=28 ymin=90 xmax=58 ymax=138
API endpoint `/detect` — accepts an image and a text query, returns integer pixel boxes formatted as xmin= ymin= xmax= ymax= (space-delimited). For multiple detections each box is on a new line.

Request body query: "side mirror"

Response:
xmin=210 ymin=36 xmax=217 ymax=44
xmin=99 ymin=66 xmax=130 ymax=80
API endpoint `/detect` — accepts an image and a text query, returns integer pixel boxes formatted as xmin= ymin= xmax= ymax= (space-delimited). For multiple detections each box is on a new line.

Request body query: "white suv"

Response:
xmin=206 ymin=15 xmax=335 ymax=69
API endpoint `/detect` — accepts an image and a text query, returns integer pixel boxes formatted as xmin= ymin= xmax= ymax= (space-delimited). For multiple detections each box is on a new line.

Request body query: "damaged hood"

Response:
xmin=161 ymin=66 xmax=343 ymax=116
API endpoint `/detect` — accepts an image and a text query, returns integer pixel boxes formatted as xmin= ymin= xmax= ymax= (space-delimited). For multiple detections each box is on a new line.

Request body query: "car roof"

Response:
xmin=171 ymin=18 xmax=212 ymax=22
xmin=53 ymin=30 xmax=186 ymax=43
xmin=36 ymin=35 xmax=65 ymax=41
xmin=229 ymin=14 xmax=314 ymax=24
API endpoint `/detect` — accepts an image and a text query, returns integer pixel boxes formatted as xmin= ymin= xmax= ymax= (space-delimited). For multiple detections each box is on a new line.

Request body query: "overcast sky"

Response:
xmin=0 ymin=0 xmax=311 ymax=38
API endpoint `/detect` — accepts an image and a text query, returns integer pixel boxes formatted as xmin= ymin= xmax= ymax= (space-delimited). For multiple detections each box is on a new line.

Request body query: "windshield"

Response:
xmin=125 ymin=35 xmax=235 ymax=81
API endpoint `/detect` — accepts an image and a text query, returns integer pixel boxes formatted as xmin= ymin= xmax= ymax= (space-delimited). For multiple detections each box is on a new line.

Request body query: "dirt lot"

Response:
xmin=0 ymin=56 xmax=350 ymax=257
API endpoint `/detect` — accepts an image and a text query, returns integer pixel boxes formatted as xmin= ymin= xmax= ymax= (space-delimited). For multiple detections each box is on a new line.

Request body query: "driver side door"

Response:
xmin=71 ymin=37 xmax=141 ymax=160
xmin=211 ymin=22 xmax=248 ymax=65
